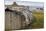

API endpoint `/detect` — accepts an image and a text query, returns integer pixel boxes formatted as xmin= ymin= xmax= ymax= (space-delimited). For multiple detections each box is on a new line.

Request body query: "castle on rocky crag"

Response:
xmin=5 ymin=2 xmax=32 ymax=30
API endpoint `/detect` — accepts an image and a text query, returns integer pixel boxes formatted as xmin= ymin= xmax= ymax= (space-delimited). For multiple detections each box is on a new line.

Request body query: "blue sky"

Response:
xmin=5 ymin=0 xmax=44 ymax=8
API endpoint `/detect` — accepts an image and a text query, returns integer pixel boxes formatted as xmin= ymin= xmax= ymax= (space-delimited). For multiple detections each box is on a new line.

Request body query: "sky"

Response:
xmin=5 ymin=0 xmax=44 ymax=8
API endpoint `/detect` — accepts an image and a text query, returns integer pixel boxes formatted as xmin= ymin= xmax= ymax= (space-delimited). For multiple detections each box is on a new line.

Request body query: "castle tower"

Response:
xmin=12 ymin=2 xmax=18 ymax=6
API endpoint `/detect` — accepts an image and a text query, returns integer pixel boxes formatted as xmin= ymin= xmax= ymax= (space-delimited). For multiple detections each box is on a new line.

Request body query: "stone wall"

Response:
xmin=5 ymin=11 xmax=24 ymax=30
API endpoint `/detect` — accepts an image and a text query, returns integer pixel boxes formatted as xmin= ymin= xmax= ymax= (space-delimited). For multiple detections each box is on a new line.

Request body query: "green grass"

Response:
xmin=31 ymin=10 xmax=44 ymax=29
